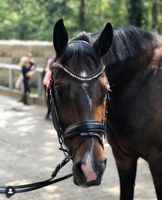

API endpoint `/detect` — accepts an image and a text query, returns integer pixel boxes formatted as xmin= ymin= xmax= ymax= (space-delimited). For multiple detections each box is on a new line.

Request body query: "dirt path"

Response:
xmin=0 ymin=95 xmax=156 ymax=200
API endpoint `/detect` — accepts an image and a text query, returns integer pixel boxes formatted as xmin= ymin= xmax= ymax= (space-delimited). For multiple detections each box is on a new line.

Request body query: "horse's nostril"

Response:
xmin=73 ymin=162 xmax=85 ymax=178
xmin=74 ymin=162 xmax=81 ymax=173
xmin=101 ymin=158 xmax=107 ymax=167
xmin=99 ymin=158 xmax=107 ymax=174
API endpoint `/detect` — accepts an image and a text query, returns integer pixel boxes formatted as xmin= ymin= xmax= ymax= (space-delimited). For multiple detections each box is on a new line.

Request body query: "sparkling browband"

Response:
xmin=51 ymin=62 xmax=105 ymax=81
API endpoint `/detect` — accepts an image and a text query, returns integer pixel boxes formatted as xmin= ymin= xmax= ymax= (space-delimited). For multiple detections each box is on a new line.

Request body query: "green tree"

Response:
xmin=127 ymin=0 xmax=144 ymax=27
xmin=0 ymin=0 xmax=161 ymax=40
xmin=79 ymin=0 xmax=86 ymax=29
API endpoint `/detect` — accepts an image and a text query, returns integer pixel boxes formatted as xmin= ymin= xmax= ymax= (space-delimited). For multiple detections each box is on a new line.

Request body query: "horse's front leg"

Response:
xmin=112 ymin=148 xmax=138 ymax=200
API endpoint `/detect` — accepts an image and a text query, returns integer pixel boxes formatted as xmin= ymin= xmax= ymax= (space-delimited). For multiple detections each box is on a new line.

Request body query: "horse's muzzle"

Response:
xmin=73 ymin=157 xmax=107 ymax=187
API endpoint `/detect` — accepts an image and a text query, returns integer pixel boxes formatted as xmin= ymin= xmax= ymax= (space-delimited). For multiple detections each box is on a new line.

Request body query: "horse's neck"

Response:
xmin=105 ymin=52 xmax=153 ymax=132
xmin=105 ymin=49 xmax=156 ymax=116
xmin=106 ymin=35 xmax=162 ymax=112
xmin=106 ymin=54 xmax=152 ymax=90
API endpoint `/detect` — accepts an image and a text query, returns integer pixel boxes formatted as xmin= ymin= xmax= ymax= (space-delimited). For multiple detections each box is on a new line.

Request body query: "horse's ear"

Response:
xmin=53 ymin=19 xmax=68 ymax=56
xmin=93 ymin=23 xmax=113 ymax=57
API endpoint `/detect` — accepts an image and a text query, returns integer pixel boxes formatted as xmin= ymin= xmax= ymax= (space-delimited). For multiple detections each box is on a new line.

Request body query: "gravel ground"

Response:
xmin=0 ymin=94 xmax=156 ymax=200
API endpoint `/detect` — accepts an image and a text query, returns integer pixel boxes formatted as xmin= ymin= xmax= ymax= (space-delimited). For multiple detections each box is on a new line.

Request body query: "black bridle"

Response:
xmin=0 ymin=61 xmax=108 ymax=198
xmin=50 ymin=62 xmax=108 ymax=157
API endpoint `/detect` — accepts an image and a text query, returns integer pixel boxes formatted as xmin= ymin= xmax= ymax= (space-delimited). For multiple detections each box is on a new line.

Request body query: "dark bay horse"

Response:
xmin=50 ymin=19 xmax=162 ymax=199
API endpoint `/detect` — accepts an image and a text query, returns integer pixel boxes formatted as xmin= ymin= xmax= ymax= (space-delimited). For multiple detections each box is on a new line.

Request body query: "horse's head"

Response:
xmin=50 ymin=19 xmax=113 ymax=187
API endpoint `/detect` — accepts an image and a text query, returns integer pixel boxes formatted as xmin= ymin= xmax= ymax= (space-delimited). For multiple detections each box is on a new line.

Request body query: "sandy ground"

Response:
xmin=0 ymin=94 xmax=157 ymax=200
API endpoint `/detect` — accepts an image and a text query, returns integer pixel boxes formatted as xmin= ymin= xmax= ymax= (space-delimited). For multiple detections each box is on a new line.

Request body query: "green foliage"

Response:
xmin=0 ymin=0 xmax=161 ymax=40
xmin=127 ymin=0 xmax=144 ymax=27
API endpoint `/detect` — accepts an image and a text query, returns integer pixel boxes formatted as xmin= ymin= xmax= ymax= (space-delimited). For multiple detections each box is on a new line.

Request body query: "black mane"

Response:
xmin=74 ymin=26 xmax=158 ymax=67
xmin=104 ymin=26 xmax=157 ymax=66
xmin=71 ymin=31 xmax=91 ymax=44
xmin=60 ymin=32 xmax=100 ymax=73
xmin=60 ymin=26 xmax=158 ymax=77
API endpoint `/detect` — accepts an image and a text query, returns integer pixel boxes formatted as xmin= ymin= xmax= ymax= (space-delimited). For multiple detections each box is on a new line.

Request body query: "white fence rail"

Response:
xmin=0 ymin=63 xmax=44 ymax=97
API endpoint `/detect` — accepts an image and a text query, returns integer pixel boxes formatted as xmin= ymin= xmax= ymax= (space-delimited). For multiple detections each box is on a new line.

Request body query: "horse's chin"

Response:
xmin=73 ymin=174 xmax=102 ymax=188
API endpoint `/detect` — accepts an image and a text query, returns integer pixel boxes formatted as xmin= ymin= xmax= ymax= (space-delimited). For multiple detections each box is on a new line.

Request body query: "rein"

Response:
xmin=0 ymin=156 xmax=72 ymax=198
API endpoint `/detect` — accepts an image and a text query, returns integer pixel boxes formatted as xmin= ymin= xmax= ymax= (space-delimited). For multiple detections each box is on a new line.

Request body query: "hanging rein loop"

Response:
xmin=0 ymin=156 xmax=72 ymax=198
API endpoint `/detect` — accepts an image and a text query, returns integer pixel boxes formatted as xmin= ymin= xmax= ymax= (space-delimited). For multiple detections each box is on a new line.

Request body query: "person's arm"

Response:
xmin=26 ymin=70 xmax=35 ymax=77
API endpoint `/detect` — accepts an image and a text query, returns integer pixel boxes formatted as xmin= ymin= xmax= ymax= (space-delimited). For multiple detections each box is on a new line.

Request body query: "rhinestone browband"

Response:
xmin=51 ymin=62 xmax=105 ymax=82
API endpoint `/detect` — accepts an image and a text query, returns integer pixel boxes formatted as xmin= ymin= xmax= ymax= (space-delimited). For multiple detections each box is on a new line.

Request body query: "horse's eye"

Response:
xmin=54 ymin=86 xmax=64 ymax=97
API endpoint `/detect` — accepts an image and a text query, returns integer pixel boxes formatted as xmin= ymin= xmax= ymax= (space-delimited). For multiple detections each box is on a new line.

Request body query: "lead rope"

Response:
xmin=1 ymin=155 xmax=72 ymax=198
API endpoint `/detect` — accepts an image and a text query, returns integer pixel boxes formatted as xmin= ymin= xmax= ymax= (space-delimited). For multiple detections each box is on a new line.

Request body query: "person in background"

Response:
xmin=43 ymin=57 xmax=54 ymax=120
xmin=27 ymin=52 xmax=37 ymax=70
xmin=18 ymin=56 xmax=35 ymax=105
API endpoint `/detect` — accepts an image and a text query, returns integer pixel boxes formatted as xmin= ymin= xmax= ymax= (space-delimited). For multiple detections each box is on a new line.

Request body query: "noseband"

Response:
xmin=50 ymin=62 xmax=107 ymax=156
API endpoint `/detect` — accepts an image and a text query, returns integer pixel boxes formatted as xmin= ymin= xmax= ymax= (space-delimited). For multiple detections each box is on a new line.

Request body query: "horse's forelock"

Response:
xmin=60 ymin=35 xmax=100 ymax=73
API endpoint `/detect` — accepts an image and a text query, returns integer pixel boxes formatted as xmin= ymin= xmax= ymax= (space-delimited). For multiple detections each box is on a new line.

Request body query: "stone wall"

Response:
xmin=0 ymin=40 xmax=54 ymax=67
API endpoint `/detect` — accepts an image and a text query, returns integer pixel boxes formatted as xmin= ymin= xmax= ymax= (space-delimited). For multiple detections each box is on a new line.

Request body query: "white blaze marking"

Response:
xmin=81 ymin=72 xmax=92 ymax=111
xmin=81 ymin=155 xmax=97 ymax=182
xmin=81 ymin=139 xmax=97 ymax=182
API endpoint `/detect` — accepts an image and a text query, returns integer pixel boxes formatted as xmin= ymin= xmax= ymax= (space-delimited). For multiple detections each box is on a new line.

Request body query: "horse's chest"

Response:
xmin=107 ymin=101 xmax=157 ymax=159
xmin=108 ymin=76 xmax=162 ymax=158
xmin=107 ymin=127 xmax=152 ymax=159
